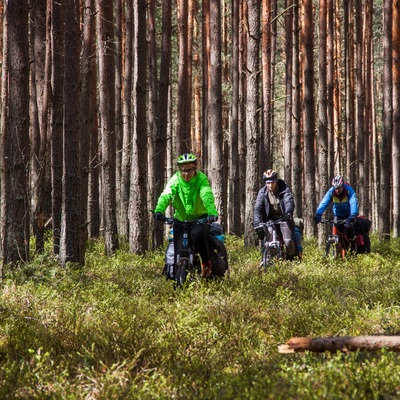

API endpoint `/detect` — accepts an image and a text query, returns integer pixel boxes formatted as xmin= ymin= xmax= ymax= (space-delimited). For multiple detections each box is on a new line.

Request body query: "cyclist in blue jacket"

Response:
xmin=314 ymin=175 xmax=359 ymax=240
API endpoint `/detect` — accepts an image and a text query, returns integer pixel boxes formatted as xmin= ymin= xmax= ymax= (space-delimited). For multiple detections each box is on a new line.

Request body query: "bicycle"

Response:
xmin=163 ymin=216 xmax=207 ymax=287
xmin=255 ymin=219 xmax=287 ymax=269
xmin=321 ymin=218 xmax=355 ymax=258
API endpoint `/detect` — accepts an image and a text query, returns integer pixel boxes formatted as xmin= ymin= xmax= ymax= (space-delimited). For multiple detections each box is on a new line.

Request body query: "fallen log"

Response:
xmin=278 ymin=336 xmax=400 ymax=353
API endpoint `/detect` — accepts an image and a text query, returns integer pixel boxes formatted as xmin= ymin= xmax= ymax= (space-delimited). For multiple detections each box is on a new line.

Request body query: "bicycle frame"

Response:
xmin=164 ymin=217 xmax=207 ymax=287
xmin=257 ymin=219 xmax=286 ymax=269
xmin=321 ymin=218 xmax=352 ymax=258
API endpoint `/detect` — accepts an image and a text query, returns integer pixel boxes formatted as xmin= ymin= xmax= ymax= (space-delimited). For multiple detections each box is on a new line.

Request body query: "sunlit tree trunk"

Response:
xmin=327 ymin=0 xmax=335 ymax=186
xmin=284 ymin=0 xmax=293 ymax=185
xmin=354 ymin=0 xmax=366 ymax=215
xmin=129 ymin=0 xmax=148 ymax=253
xmin=291 ymin=0 xmax=302 ymax=220
xmin=363 ymin=0 xmax=373 ymax=221
xmin=51 ymin=0 xmax=65 ymax=254
xmin=176 ymin=0 xmax=191 ymax=154
xmin=261 ymin=0 xmax=272 ymax=175
xmin=80 ymin=0 xmax=96 ymax=259
xmin=301 ymin=0 xmax=316 ymax=237
xmin=344 ymin=0 xmax=356 ymax=185
xmin=316 ymin=0 xmax=329 ymax=243
xmin=238 ymin=0 xmax=246 ymax=230
xmin=60 ymin=0 xmax=81 ymax=265
xmin=115 ymin=0 xmax=123 ymax=236
xmin=208 ymin=0 xmax=225 ymax=224
xmin=202 ymin=0 xmax=210 ymax=168
xmin=120 ymin=0 xmax=133 ymax=240
xmin=153 ymin=0 xmax=172 ymax=247
xmin=244 ymin=0 xmax=260 ymax=247
xmin=148 ymin=0 xmax=158 ymax=246
xmin=392 ymin=0 xmax=400 ymax=237
xmin=96 ymin=0 xmax=119 ymax=255
xmin=30 ymin=0 xmax=51 ymax=254
xmin=228 ymin=0 xmax=241 ymax=234
xmin=380 ymin=0 xmax=392 ymax=239
xmin=333 ymin=0 xmax=342 ymax=173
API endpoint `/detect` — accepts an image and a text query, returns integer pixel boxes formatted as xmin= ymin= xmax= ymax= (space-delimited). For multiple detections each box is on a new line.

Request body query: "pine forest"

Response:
xmin=0 ymin=0 xmax=398 ymax=267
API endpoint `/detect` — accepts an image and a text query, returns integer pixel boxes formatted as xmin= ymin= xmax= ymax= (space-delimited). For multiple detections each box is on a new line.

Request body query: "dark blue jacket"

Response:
xmin=253 ymin=179 xmax=295 ymax=227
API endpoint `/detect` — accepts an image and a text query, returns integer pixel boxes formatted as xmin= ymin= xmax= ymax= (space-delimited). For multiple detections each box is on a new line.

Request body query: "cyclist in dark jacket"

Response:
xmin=253 ymin=169 xmax=296 ymax=257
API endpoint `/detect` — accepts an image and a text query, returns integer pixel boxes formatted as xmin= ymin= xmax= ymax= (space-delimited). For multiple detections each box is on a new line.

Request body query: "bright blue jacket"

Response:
xmin=316 ymin=183 xmax=359 ymax=218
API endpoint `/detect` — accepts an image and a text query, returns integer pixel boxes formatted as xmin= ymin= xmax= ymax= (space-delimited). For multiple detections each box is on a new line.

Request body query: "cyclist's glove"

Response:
xmin=255 ymin=225 xmax=265 ymax=240
xmin=154 ymin=212 xmax=164 ymax=222
xmin=314 ymin=214 xmax=322 ymax=224
xmin=282 ymin=213 xmax=291 ymax=221
xmin=344 ymin=215 xmax=355 ymax=229
xmin=207 ymin=215 xmax=218 ymax=223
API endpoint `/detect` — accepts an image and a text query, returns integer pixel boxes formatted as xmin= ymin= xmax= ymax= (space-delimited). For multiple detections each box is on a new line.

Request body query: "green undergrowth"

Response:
xmin=1 ymin=234 xmax=400 ymax=399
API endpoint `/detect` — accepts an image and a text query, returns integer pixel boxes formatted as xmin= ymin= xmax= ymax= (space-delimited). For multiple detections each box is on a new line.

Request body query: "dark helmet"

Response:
xmin=332 ymin=175 xmax=344 ymax=189
xmin=177 ymin=153 xmax=197 ymax=165
xmin=263 ymin=169 xmax=278 ymax=183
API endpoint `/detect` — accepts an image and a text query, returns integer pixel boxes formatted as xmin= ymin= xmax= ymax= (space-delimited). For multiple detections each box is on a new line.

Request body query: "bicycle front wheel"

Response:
xmin=325 ymin=240 xmax=344 ymax=258
xmin=262 ymin=248 xmax=277 ymax=269
xmin=175 ymin=259 xmax=188 ymax=287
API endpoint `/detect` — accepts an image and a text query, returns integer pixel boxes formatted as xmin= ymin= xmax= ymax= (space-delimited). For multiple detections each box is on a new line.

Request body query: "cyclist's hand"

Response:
xmin=282 ymin=213 xmax=291 ymax=221
xmin=255 ymin=225 xmax=264 ymax=240
xmin=207 ymin=215 xmax=218 ymax=223
xmin=344 ymin=216 xmax=355 ymax=229
xmin=314 ymin=214 xmax=321 ymax=224
xmin=154 ymin=212 xmax=164 ymax=222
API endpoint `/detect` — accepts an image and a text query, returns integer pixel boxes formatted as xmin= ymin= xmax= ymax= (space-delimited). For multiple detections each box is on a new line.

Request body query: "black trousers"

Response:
xmin=173 ymin=221 xmax=211 ymax=263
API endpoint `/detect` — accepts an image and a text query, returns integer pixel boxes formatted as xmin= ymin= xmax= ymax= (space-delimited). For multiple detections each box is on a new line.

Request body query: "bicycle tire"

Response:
xmin=175 ymin=258 xmax=188 ymax=287
xmin=263 ymin=248 xmax=277 ymax=269
xmin=325 ymin=240 xmax=338 ymax=258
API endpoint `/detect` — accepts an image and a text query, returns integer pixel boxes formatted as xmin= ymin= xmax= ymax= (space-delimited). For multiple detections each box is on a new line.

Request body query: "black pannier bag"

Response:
xmin=354 ymin=215 xmax=371 ymax=253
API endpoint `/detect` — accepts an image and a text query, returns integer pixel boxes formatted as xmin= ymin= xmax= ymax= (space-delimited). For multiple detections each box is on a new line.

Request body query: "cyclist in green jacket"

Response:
xmin=154 ymin=153 xmax=218 ymax=277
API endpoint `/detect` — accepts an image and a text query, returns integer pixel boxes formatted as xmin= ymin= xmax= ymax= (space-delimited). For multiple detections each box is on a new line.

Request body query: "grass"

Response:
xmin=1 ymin=233 xmax=400 ymax=399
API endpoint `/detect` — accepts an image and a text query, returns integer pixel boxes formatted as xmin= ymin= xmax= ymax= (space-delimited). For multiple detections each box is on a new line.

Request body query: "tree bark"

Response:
xmin=96 ymin=0 xmax=119 ymax=255
xmin=244 ymin=0 xmax=260 ymax=247
xmin=80 ymin=0 xmax=96 ymax=260
xmin=380 ymin=0 xmax=393 ymax=239
xmin=176 ymin=0 xmax=191 ymax=154
xmin=228 ymin=0 xmax=241 ymax=235
xmin=301 ymin=0 xmax=316 ymax=237
xmin=208 ymin=0 xmax=225 ymax=224
xmin=51 ymin=0 xmax=65 ymax=255
xmin=392 ymin=0 xmax=400 ymax=237
xmin=59 ymin=0 xmax=81 ymax=265
xmin=3 ymin=0 xmax=30 ymax=265
xmin=129 ymin=0 xmax=148 ymax=254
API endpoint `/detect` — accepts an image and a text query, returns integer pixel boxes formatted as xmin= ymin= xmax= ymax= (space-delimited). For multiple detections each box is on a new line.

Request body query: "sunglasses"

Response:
xmin=180 ymin=168 xmax=196 ymax=174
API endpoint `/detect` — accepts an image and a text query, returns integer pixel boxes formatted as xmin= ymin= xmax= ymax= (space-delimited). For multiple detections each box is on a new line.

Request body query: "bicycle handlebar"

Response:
xmin=163 ymin=216 xmax=209 ymax=225
xmin=320 ymin=218 xmax=347 ymax=225
xmin=255 ymin=219 xmax=285 ymax=230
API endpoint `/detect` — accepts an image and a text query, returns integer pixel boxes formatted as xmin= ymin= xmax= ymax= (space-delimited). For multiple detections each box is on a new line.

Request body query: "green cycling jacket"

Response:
xmin=154 ymin=170 xmax=218 ymax=221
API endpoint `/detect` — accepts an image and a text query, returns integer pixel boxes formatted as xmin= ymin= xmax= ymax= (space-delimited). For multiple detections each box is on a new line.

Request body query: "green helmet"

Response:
xmin=177 ymin=153 xmax=197 ymax=165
